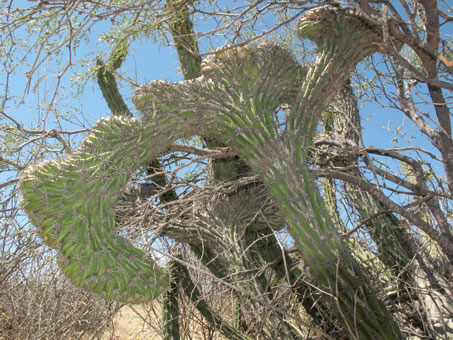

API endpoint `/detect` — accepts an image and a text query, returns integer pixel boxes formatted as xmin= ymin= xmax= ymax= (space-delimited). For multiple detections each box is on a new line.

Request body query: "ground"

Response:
xmin=101 ymin=306 xmax=161 ymax=340
xmin=100 ymin=304 xmax=228 ymax=340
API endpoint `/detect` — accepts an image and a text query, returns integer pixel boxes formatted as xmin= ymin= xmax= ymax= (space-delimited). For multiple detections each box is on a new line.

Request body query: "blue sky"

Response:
xmin=1 ymin=1 xmax=447 ymax=200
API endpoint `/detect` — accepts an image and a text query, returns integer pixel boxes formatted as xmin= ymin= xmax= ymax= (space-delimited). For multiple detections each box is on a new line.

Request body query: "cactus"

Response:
xmin=163 ymin=252 xmax=181 ymax=340
xmin=20 ymin=116 xmax=169 ymax=304
xmin=165 ymin=0 xmax=201 ymax=80
xmin=175 ymin=257 xmax=252 ymax=340
xmin=20 ymin=6 xmax=402 ymax=338
xmin=165 ymin=3 xmax=333 ymax=334
xmin=96 ymin=39 xmax=131 ymax=117
xmin=134 ymin=7 xmax=402 ymax=337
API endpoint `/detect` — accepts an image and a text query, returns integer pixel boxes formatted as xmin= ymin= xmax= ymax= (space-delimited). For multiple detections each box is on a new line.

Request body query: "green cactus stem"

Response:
xmin=20 ymin=52 xmax=220 ymax=304
xmin=97 ymin=59 xmax=131 ymax=117
xmin=20 ymin=76 xmax=220 ymax=302
xmin=96 ymin=39 xmax=131 ymax=117
xmin=165 ymin=0 xmax=201 ymax=80
xmin=163 ymin=252 xmax=181 ymax=340
xmin=175 ymin=258 xmax=251 ymax=340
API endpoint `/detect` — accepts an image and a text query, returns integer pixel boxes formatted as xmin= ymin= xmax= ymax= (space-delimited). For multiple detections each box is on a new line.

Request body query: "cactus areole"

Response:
xmin=20 ymin=7 xmax=402 ymax=338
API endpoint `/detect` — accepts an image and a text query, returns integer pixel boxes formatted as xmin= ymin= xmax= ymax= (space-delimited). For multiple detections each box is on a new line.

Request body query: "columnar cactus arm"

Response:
xmin=272 ymin=9 xmax=402 ymax=338
xmin=163 ymin=254 xmax=181 ymax=340
xmin=249 ymin=9 xmax=401 ymax=338
xmin=166 ymin=0 xmax=201 ymax=80
xmin=96 ymin=39 xmax=131 ymax=117
xmin=174 ymin=258 xmax=252 ymax=340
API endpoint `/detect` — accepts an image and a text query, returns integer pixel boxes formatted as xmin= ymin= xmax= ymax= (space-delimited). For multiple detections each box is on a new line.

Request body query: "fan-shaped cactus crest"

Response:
xmin=20 ymin=6 xmax=402 ymax=338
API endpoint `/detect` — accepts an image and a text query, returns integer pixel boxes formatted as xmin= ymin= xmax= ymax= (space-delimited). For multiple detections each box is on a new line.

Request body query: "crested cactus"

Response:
xmin=20 ymin=63 xmax=218 ymax=304
xmin=20 ymin=6 xmax=402 ymax=338
xmin=20 ymin=116 xmax=169 ymax=303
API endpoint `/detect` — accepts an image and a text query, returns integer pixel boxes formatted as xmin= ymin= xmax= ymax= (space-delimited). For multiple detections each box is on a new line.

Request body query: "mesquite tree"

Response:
xmin=2 ymin=1 xmax=452 ymax=340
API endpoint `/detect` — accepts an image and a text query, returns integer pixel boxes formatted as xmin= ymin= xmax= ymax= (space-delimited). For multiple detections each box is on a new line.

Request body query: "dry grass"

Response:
xmin=100 ymin=302 xmax=230 ymax=340
xmin=0 ymin=279 xmax=230 ymax=340
xmin=0 ymin=279 xmax=118 ymax=340
xmin=100 ymin=305 xmax=161 ymax=340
